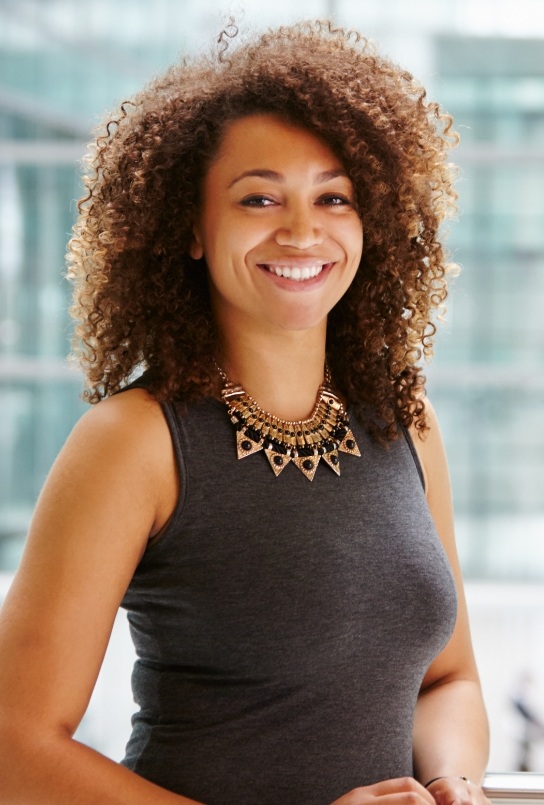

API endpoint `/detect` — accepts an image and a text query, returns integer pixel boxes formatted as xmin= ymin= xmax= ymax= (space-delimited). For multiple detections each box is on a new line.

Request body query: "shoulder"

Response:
xmin=407 ymin=397 xmax=460 ymax=577
xmin=72 ymin=387 xmax=170 ymax=453
xmin=82 ymin=385 xmax=165 ymax=424
xmin=59 ymin=388 xmax=178 ymax=538
xmin=407 ymin=397 xmax=450 ymax=503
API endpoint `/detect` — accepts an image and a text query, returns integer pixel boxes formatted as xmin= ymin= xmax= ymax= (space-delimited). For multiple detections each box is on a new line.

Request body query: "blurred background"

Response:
xmin=0 ymin=0 xmax=543 ymax=774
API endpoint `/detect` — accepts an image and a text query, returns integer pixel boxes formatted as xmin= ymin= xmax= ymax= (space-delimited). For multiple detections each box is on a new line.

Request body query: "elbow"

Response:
xmin=0 ymin=711 xmax=71 ymax=797
xmin=0 ymin=712 xmax=38 ymax=788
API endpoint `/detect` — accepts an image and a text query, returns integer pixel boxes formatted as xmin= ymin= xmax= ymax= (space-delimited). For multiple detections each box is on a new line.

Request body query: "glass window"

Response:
xmin=2 ymin=0 xmax=544 ymax=774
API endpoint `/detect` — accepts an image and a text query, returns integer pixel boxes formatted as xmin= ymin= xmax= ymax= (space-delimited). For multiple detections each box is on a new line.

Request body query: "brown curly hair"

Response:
xmin=67 ymin=19 xmax=458 ymax=440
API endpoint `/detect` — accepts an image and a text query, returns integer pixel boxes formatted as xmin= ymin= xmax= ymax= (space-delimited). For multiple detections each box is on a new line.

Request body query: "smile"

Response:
xmin=260 ymin=263 xmax=332 ymax=281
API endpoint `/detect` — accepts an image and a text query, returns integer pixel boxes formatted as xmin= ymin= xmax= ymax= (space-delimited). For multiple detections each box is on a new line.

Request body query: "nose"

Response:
xmin=274 ymin=204 xmax=323 ymax=249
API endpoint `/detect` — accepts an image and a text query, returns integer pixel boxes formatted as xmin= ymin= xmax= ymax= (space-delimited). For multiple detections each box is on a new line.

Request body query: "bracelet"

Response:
xmin=424 ymin=776 xmax=471 ymax=789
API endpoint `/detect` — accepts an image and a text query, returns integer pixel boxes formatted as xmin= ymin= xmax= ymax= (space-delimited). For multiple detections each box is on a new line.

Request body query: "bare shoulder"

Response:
xmin=61 ymin=387 xmax=178 ymax=539
xmin=69 ymin=387 xmax=174 ymax=480
xmin=407 ymin=397 xmax=463 ymax=588
xmin=3 ymin=386 xmax=178 ymax=604
xmin=0 ymin=388 xmax=177 ymax=737
xmin=407 ymin=397 xmax=459 ymax=564
xmin=75 ymin=386 xmax=167 ymax=441
xmin=408 ymin=397 xmax=449 ymax=499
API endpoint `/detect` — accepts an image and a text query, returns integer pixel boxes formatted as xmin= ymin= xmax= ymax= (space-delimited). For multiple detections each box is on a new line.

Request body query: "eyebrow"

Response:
xmin=227 ymin=168 xmax=350 ymax=188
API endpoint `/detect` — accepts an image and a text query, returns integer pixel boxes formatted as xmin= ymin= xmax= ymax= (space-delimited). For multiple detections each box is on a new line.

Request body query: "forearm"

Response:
xmin=413 ymin=678 xmax=490 ymax=786
xmin=0 ymin=723 xmax=204 ymax=805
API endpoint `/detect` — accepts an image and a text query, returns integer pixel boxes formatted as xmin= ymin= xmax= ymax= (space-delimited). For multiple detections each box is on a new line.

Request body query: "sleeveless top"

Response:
xmin=120 ymin=394 xmax=457 ymax=805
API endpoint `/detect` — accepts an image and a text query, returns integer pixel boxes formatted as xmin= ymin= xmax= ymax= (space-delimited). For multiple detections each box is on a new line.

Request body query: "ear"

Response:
xmin=189 ymin=225 xmax=204 ymax=260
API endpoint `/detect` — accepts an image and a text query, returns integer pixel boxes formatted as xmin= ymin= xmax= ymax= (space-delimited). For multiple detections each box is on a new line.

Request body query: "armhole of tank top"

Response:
xmin=400 ymin=424 xmax=426 ymax=493
xmin=145 ymin=400 xmax=189 ymax=549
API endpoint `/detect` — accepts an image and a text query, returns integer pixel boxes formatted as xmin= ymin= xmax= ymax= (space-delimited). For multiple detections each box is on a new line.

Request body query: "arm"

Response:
xmin=0 ymin=390 xmax=204 ymax=805
xmin=411 ymin=399 xmax=490 ymax=805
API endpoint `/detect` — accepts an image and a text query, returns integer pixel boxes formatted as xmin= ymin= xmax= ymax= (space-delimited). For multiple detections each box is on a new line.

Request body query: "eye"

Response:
xmin=317 ymin=193 xmax=353 ymax=207
xmin=239 ymin=194 xmax=277 ymax=207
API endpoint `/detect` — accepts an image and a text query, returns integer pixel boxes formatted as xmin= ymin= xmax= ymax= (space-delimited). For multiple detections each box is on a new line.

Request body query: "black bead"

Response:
xmin=346 ymin=439 xmax=355 ymax=450
xmin=273 ymin=455 xmax=283 ymax=466
xmin=299 ymin=446 xmax=312 ymax=457
xmin=330 ymin=454 xmax=339 ymax=465
xmin=317 ymin=447 xmax=324 ymax=455
xmin=241 ymin=440 xmax=253 ymax=451
xmin=302 ymin=459 xmax=314 ymax=471
xmin=335 ymin=427 xmax=347 ymax=440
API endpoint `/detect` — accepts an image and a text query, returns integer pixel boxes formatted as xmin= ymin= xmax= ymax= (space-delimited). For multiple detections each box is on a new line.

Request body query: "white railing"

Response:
xmin=485 ymin=773 xmax=544 ymax=804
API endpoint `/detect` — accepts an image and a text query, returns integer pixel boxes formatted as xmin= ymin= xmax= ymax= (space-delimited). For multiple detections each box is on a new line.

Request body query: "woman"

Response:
xmin=0 ymin=20 xmax=491 ymax=805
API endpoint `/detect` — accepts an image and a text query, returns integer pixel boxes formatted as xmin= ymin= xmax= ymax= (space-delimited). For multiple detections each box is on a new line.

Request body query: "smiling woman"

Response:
xmin=0 ymin=19 xmax=491 ymax=805
xmin=190 ymin=115 xmax=363 ymax=352
xmin=65 ymin=19 xmax=459 ymax=440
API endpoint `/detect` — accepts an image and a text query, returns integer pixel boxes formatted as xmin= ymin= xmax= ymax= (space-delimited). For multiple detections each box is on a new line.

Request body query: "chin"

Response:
xmin=273 ymin=312 xmax=330 ymax=332
xmin=275 ymin=300 xmax=345 ymax=332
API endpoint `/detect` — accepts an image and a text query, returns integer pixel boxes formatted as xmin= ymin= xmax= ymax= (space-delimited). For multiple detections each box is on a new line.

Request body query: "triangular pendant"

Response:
xmin=338 ymin=429 xmax=361 ymax=457
xmin=322 ymin=450 xmax=341 ymax=476
xmin=236 ymin=429 xmax=263 ymax=459
xmin=292 ymin=455 xmax=320 ymax=481
xmin=264 ymin=449 xmax=291 ymax=477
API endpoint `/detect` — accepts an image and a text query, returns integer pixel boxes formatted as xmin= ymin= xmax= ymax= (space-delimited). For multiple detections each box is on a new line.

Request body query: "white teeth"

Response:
xmin=265 ymin=264 xmax=326 ymax=281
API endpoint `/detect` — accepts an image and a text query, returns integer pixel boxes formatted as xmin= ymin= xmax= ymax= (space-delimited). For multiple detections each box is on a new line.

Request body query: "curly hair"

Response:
xmin=67 ymin=19 xmax=458 ymax=440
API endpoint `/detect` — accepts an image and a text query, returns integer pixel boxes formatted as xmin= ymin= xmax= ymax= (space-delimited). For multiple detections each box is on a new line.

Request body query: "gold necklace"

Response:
xmin=218 ymin=365 xmax=361 ymax=481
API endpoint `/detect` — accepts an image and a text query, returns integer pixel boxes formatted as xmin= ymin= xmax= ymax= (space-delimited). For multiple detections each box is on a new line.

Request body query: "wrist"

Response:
xmin=424 ymin=776 xmax=472 ymax=789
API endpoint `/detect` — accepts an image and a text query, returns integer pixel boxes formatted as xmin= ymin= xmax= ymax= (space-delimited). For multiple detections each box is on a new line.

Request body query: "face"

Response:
xmin=190 ymin=114 xmax=363 ymax=338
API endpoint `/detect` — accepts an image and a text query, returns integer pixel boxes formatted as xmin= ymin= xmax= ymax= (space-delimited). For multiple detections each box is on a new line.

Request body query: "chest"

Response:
xmin=124 ymin=403 xmax=457 ymax=680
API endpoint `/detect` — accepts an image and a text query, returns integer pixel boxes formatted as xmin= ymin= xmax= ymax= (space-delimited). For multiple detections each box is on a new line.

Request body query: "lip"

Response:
xmin=257 ymin=257 xmax=336 ymax=291
xmin=256 ymin=260 xmax=335 ymax=290
xmin=258 ymin=257 xmax=337 ymax=267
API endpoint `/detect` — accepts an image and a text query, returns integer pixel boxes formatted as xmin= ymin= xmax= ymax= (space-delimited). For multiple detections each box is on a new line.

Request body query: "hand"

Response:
xmin=424 ymin=776 xmax=493 ymax=805
xmin=329 ymin=776 xmax=438 ymax=805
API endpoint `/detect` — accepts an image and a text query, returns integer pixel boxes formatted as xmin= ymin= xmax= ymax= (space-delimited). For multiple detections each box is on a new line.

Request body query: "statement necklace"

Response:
xmin=218 ymin=365 xmax=361 ymax=481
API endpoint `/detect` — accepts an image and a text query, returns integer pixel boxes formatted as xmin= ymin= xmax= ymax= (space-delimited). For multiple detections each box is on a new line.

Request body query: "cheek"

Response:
xmin=203 ymin=234 xmax=246 ymax=297
xmin=201 ymin=208 xmax=249 ymax=256
xmin=346 ymin=224 xmax=363 ymax=267
xmin=335 ymin=213 xmax=363 ymax=249
xmin=356 ymin=218 xmax=364 ymax=247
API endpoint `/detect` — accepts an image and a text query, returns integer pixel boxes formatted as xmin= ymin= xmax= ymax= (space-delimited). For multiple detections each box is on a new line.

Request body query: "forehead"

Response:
xmin=209 ymin=113 xmax=346 ymax=174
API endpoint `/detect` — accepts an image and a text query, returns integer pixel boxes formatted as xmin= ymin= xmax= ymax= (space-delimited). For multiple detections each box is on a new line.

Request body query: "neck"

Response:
xmin=218 ymin=326 xmax=327 ymax=421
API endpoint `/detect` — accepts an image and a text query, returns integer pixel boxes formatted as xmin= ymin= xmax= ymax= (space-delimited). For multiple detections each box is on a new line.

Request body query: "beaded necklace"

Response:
xmin=218 ymin=366 xmax=360 ymax=481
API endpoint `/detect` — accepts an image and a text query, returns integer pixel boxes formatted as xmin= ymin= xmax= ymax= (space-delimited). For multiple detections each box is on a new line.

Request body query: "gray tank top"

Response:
xmin=121 ymin=395 xmax=457 ymax=805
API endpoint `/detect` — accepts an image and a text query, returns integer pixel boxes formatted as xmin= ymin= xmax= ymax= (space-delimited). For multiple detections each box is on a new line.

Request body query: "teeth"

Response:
xmin=265 ymin=264 xmax=326 ymax=281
